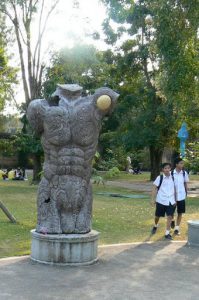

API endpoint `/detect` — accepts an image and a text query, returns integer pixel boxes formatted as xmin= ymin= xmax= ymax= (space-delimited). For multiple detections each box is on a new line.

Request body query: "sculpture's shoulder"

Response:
xmin=27 ymin=99 xmax=49 ymax=134
xmin=91 ymin=87 xmax=119 ymax=118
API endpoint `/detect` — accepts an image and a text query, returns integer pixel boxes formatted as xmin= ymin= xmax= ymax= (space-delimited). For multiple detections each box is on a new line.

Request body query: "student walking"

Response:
xmin=170 ymin=158 xmax=189 ymax=235
xmin=151 ymin=163 xmax=176 ymax=240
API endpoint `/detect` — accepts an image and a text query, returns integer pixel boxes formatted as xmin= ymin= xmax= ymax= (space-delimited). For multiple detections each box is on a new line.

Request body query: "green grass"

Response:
xmin=93 ymin=184 xmax=199 ymax=244
xmin=0 ymin=179 xmax=199 ymax=258
xmin=106 ymin=171 xmax=199 ymax=182
xmin=107 ymin=172 xmax=150 ymax=182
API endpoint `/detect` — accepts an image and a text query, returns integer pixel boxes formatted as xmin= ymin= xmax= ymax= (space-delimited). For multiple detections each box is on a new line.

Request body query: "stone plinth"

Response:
xmin=30 ymin=229 xmax=99 ymax=266
xmin=187 ymin=220 xmax=199 ymax=247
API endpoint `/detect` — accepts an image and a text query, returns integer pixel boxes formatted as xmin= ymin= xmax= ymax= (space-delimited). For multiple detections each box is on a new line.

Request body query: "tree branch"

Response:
xmin=11 ymin=2 xmax=30 ymax=103
xmin=33 ymin=0 xmax=59 ymax=62
xmin=34 ymin=0 xmax=59 ymax=84
xmin=0 ymin=8 xmax=14 ymax=24
xmin=33 ymin=0 xmax=44 ymax=80
xmin=7 ymin=87 xmax=21 ymax=110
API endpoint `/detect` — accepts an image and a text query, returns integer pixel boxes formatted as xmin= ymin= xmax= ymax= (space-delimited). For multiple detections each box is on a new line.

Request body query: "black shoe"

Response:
xmin=151 ymin=226 xmax=157 ymax=234
xmin=174 ymin=229 xmax=180 ymax=235
xmin=165 ymin=234 xmax=173 ymax=240
xmin=171 ymin=220 xmax=175 ymax=229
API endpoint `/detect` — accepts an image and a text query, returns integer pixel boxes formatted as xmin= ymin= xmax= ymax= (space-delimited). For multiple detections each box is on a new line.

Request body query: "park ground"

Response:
xmin=0 ymin=172 xmax=199 ymax=258
xmin=1 ymin=241 xmax=199 ymax=300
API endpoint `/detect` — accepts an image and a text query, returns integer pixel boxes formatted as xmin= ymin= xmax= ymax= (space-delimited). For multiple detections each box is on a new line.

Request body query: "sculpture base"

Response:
xmin=30 ymin=229 xmax=99 ymax=266
xmin=187 ymin=220 xmax=199 ymax=247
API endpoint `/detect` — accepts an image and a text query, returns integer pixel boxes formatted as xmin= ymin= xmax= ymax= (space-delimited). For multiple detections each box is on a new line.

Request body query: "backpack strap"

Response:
xmin=157 ymin=175 xmax=163 ymax=191
xmin=172 ymin=169 xmax=187 ymax=198
xmin=171 ymin=171 xmax=177 ymax=201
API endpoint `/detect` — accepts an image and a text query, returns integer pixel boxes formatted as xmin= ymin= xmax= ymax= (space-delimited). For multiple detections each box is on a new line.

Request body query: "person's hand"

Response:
xmin=173 ymin=201 xmax=177 ymax=207
xmin=150 ymin=199 xmax=156 ymax=207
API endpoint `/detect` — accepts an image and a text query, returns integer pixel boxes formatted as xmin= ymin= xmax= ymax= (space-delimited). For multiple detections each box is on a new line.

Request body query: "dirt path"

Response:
xmin=106 ymin=180 xmax=199 ymax=197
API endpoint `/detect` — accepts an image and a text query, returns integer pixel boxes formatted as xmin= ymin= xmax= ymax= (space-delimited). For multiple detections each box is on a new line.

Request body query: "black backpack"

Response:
xmin=157 ymin=174 xmax=174 ymax=191
xmin=158 ymin=170 xmax=187 ymax=193
xmin=171 ymin=169 xmax=185 ymax=178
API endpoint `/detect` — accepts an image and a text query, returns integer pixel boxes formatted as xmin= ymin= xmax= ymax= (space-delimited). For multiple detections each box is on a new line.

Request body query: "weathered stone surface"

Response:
xmin=187 ymin=220 xmax=199 ymax=247
xmin=27 ymin=84 xmax=119 ymax=234
xmin=30 ymin=229 xmax=99 ymax=265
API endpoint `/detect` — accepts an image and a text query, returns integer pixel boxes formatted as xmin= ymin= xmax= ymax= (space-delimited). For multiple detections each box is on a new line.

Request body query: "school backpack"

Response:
xmin=157 ymin=174 xmax=174 ymax=191
xmin=171 ymin=170 xmax=185 ymax=178
xmin=158 ymin=170 xmax=187 ymax=194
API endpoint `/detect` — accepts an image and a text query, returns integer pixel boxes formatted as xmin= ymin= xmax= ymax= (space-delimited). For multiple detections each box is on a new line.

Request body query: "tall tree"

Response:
xmin=0 ymin=0 xmax=60 ymax=181
xmin=43 ymin=44 xmax=112 ymax=96
xmin=153 ymin=0 xmax=199 ymax=132
xmin=0 ymin=0 xmax=59 ymax=107
xmin=101 ymin=0 xmax=199 ymax=180
xmin=0 ymin=13 xmax=17 ymax=111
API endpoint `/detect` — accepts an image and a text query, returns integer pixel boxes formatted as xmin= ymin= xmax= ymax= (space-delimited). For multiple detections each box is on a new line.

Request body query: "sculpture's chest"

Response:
xmin=43 ymin=104 xmax=99 ymax=146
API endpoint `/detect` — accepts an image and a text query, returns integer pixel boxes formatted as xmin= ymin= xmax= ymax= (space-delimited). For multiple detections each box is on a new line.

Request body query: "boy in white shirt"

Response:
xmin=151 ymin=163 xmax=176 ymax=240
xmin=171 ymin=158 xmax=189 ymax=235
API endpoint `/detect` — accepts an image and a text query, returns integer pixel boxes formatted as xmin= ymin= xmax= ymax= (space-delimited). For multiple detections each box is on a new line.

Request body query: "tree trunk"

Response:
xmin=14 ymin=27 xmax=30 ymax=104
xmin=32 ymin=154 xmax=42 ymax=183
xmin=0 ymin=201 xmax=16 ymax=223
xmin=149 ymin=146 xmax=163 ymax=181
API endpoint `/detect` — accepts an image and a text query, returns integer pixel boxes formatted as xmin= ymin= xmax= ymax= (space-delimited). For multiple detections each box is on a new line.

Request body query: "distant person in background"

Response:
xmin=22 ymin=167 xmax=28 ymax=181
xmin=126 ymin=156 xmax=132 ymax=173
xmin=8 ymin=169 xmax=15 ymax=180
xmin=13 ymin=167 xmax=24 ymax=180
xmin=2 ymin=169 xmax=8 ymax=180
xmin=133 ymin=165 xmax=142 ymax=175
xmin=0 ymin=169 xmax=5 ymax=179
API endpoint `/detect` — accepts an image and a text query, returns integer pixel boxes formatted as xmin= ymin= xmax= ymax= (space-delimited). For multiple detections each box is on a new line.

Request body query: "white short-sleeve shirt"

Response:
xmin=172 ymin=169 xmax=189 ymax=201
xmin=153 ymin=174 xmax=175 ymax=205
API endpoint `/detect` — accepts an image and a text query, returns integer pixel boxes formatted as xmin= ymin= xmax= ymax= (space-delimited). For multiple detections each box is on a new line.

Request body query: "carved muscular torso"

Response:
xmin=42 ymin=97 xmax=101 ymax=182
xmin=27 ymin=87 xmax=118 ymax=234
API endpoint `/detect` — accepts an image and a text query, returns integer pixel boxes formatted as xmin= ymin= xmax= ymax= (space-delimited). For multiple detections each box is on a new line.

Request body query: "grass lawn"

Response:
xmin=106 ymin=171 xmax=199 ymax=182
xmin=0 ymin=178 xmax=199 ymax=258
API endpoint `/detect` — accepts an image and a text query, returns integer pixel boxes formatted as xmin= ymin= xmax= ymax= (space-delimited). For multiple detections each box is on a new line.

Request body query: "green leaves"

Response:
xmin=153 ymin=0 xmax=199 ymax=109
xmin=102 ymin=0 xmax=199 ymax=146
xmin=100 ymin=0 xmax=199 ymax=178
xmin=43 ymin=44 xmax=117 ymax=98
xmin=0 ymin=14 xmax=17 ymax=111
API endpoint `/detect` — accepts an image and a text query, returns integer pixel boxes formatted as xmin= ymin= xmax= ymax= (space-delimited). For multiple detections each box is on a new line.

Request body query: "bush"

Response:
xmin=104 ymin=167 xmax=120 ymax=179
xmin=95 ymin=147 xmax=128 ymax=171
xmin=185 ymin=142 xmax=199 ymax=174
xmin=91 ymin=175 xmax=105 ymax=185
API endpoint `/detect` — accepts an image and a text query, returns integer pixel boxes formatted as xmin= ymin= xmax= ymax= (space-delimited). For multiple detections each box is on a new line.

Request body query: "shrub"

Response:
xmin=104 ymin=167 xmax=120 ymax=179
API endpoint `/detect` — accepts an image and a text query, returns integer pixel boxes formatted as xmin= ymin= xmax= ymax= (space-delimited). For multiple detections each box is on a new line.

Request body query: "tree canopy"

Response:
xmin=100 ymin=0 xmax=199 ymax=179
xmin=0 ymin=14 xmax=17 ymax=111
xmin=0 ymin=0 xmax=59 ymax=106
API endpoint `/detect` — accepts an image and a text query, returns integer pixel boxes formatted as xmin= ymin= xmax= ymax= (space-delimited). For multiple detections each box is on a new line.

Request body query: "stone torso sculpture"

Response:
xmin=27 ymin=84 xmax=119 ymax=234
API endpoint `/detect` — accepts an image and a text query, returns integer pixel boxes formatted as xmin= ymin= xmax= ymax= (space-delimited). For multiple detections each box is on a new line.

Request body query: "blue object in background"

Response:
xmin=178 ymin=122 xmax=188 ymax=158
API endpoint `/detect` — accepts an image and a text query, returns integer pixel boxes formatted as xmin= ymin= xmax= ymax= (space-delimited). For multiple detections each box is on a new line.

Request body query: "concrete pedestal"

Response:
xmin=30 ymin=229 xmax=99 ymax=266
xmin=187 ymin=220 xmax=199 ymax=247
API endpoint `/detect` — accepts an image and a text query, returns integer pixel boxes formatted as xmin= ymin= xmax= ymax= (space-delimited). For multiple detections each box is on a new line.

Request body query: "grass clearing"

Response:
xmin=0 ymin=178 xmax=198 ymax=258
xmin=106 ymin=171 xmax=199 ymax=182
